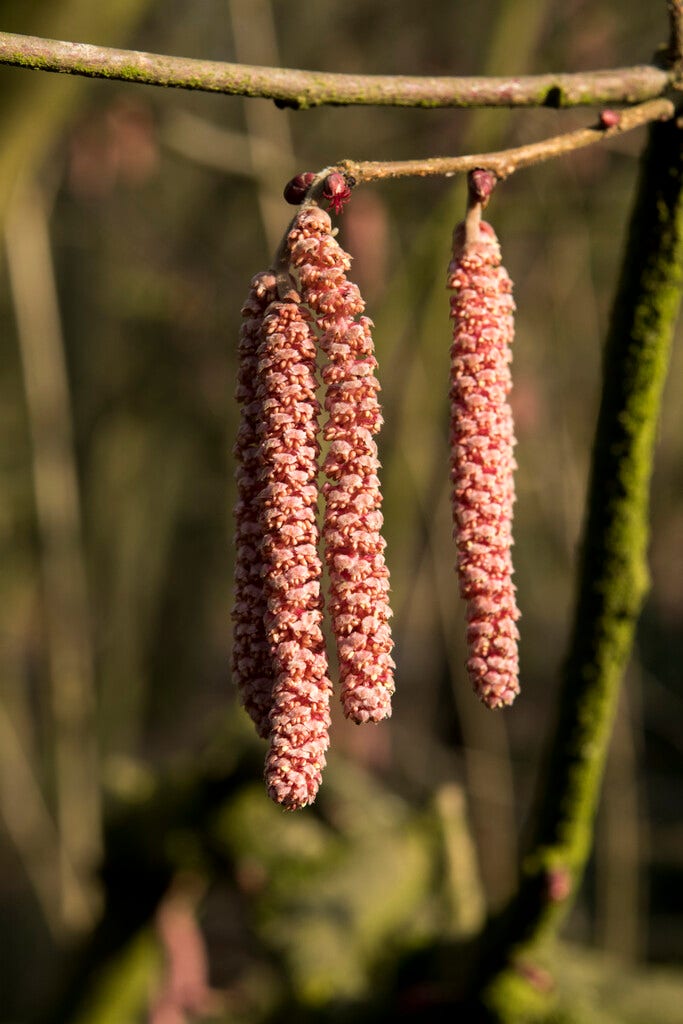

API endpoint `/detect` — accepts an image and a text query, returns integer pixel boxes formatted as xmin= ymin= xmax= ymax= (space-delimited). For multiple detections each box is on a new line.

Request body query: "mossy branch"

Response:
xmin=0 ymin=29 xmax=675 ymax=109
xmin=471 ymin=112 xmax=683 ymax=1023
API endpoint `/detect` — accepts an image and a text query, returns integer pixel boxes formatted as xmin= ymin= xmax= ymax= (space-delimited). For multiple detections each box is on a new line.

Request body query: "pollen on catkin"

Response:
xmin=232 ymin=271 xmax=279 ymax=737
xmin=447 ymin=219 xmax=520 ymax=709
xmin=288 ymin=206 xmax=395 ymax=724
xmin=256 ymin=297 xmax=333 ymax=810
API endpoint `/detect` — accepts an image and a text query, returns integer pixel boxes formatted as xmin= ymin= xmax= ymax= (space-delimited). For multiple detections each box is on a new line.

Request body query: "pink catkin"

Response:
xmin=232 ymin=271 xmax=279 ymax=737
xmin=447 ymin=220 xmax=520 ymax=709
xmin=288 ymin=207 xmax=395 ymax=723
xmin=257 ymin=299 xmax=333 ymax=809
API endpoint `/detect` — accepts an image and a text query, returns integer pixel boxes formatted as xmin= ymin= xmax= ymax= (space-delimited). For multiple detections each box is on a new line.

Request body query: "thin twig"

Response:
xmin=0 ymin=30 xmax=673 ymax=110
xmin=340 ymin=98 xmax=675 ymax=184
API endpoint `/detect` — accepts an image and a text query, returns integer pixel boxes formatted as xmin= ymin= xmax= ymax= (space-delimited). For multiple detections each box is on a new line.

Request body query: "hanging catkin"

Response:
xmin=232 ymin=271 xmax=279 ymax=737
xmin=233 ymin=277 xmax=333 ymax=808
xmin=233 ymin=179 xmax=396 ymax=809
xmin=288 ymin=206 xmax=395 ymax=724
xmin=256 ymin=295 xmax=333 ymax=809
xmin=447 ymin=204 xmax=520 ymax=709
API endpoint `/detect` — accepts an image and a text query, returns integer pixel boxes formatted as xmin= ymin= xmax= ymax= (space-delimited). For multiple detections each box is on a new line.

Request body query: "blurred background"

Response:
xmin=0 ymin=1 xmax=681 ymax=1021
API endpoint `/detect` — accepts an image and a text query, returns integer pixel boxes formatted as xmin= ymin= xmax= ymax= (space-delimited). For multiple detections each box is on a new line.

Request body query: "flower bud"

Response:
xmin=283 ymin=172 xmax=316 ymax=205
xmin=599 ymin=109 xmax=621 ymax=129
xmin=322 ymin=172 xmax=353 ymax=215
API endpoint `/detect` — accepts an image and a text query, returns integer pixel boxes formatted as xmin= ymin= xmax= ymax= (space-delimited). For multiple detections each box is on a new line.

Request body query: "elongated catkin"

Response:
xmin=232 ymin=272 xmax=279 ymax=737
xmin=256 ymin=297 xmax=333 ymax=809
xmin=447 ymin=219 xmax=520 ymax=708
xmin=288 ymin=206 xmax=395 ymax=724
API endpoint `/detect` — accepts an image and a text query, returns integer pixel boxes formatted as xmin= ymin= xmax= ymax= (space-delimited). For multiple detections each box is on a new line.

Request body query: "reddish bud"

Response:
xmin=516 ymin=961 xmax=554 ymax=993
xmin=283 ymin=172 xmax=316 ymax=205
xmin=546 ymin=866 xmax=572 ymax=902
xmin=322 ymin=172 xmax=353 ymax=214
xmin=468 ymin=168 xmax=497 ymax=206
xmin=599 ymin=109 xmax=621 ymax=129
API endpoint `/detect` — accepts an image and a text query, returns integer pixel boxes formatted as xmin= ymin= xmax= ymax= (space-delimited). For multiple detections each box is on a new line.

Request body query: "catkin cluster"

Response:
xmin=233 ymin=177 xmax=522 ymax=807
xmin=232 ymin=205 xmax=395 ymax=810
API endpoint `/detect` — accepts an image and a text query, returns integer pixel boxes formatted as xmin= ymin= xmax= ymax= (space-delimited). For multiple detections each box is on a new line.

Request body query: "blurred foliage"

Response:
xmin=0 ymin=0 xmax=681 ymax=1022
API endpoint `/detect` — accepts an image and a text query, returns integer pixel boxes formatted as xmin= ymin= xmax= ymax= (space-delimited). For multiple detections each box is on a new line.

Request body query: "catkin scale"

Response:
xmin=447 ymin=220 xmax=520 ymax=708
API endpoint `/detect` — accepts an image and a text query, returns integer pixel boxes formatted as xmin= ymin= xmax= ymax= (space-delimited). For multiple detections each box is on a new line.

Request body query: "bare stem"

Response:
xmin=0 ymin=30 xmax=674 ymax=110
xmin=461 ymin=169 xmax=496 ymax=242
xmin=340 ymin=98 xmax=675 ymax=184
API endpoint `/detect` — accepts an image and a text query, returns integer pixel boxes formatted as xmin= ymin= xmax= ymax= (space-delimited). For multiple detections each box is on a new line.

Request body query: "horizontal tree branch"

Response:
xmin=0 ymin=30 xmax=675 ymax=110
xmin=337 ymin=98 xmax=675 ymax=183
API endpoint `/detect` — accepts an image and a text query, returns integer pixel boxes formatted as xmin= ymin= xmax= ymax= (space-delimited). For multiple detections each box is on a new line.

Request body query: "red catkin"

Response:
xmin=232 ymin=271 xmax=279 ymax=737
xmin=447 ymin=219 xmax=520 ymax=708
xmin=256 ymin=298 xmax=333 ymax=809
xmin=288 ymin=206 xmax=395 ymax=723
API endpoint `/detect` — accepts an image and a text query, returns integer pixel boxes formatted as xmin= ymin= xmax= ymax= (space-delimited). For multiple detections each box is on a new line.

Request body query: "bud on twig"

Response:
xmin=321 ymin=172 xmax=353 ymax=214
xmin=468 ymin=168 xmax=497 ymax=207
xmin=283 ymin=172 xmax=316 ymax=205
xmin=599 ymin=108 xmax=621 ymax=129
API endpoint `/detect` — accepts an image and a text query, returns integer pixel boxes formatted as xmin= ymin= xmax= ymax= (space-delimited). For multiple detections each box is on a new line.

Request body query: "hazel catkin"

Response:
xmin=447 ymin=218 xmax=520 ymax=709
xmin=256 ymin=297 xmax=333 ymax=809
xmin=288 ymin=206 xmax=396 ymax=724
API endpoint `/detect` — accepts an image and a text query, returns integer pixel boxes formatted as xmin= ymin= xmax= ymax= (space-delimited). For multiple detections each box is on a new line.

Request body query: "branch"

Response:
xmin=471 ymin=109 xmax=683 ymax=1024
xmin=340 ymin=98 xmax=675 ymax=183
xmin=0 ymin=30 xmax=674 ymax=110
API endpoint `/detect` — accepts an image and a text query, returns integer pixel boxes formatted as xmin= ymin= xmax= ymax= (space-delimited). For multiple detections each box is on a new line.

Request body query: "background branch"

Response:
xmin=6 ymin=181 xmax=102 ymax=933
xmin=0 ymin=30 xmax=673 ymax=110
